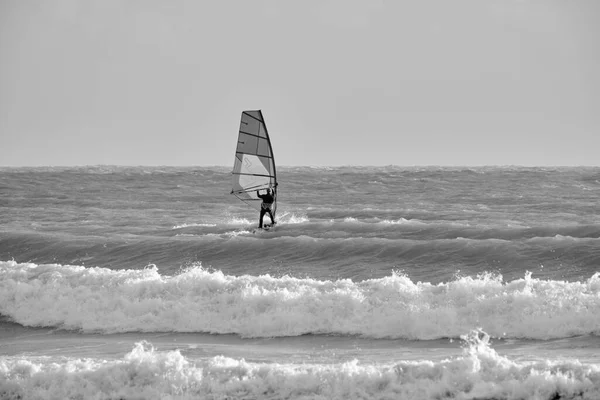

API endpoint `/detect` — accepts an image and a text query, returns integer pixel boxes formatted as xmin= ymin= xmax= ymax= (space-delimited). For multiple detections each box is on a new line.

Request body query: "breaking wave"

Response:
xmin=2 ymin=261 xmax=600 ymax=339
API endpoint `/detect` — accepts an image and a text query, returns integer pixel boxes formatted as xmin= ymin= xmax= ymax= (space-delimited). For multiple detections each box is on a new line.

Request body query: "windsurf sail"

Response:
xmin=231 ymin=110 xmax=277 ymax=217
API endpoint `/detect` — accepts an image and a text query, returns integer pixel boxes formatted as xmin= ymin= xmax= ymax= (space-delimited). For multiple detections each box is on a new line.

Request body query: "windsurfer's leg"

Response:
xmin=259 ymin=209 xmax=266 ymax=228
xmin=268 ymin=210 xmax=275 ymax=224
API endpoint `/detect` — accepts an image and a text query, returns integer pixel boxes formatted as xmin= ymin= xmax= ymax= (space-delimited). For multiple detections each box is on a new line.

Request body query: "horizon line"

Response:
xmin=1 ymin=164 xmax=599 ymax=169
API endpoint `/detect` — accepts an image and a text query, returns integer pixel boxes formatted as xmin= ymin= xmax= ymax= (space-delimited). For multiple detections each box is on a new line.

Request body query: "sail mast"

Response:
xmin=259 ymin=110 xmax=277 ymax=188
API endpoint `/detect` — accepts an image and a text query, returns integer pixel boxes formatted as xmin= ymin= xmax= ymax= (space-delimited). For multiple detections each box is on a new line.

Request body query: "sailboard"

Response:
xmin=231 ymin=110 xmax=278 ymax=225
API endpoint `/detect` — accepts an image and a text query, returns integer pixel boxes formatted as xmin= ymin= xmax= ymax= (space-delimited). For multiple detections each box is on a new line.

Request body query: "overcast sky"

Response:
xmin=1 ymin=0 xmax=599 ymax=167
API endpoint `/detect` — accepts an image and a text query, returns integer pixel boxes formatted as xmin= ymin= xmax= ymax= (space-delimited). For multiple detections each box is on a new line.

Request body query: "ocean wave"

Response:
xmin=1 ymin=332 xmax=599 ymax=400
xmin=1 ymin=261 xmax=600 ymax=340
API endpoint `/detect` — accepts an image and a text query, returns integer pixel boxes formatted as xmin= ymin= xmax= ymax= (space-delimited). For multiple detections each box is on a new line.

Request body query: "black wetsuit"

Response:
xmin=257 ymin=191 xmax=275 ymax=228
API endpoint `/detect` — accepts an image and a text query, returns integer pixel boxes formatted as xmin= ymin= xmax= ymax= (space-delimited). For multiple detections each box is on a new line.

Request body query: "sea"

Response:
xmin=1 ymin=165 xmax=600 ymax=400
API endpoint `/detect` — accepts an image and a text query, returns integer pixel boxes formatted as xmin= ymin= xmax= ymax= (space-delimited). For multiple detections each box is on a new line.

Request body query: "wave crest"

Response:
xmin=2 ymin=332 xmax=600 ymax=399
xmin=1 ymin=261 xmax=600 ymax=339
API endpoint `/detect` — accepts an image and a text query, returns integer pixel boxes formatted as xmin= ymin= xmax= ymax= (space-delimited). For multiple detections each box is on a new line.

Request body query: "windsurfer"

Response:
xmin=256 ymin=187 xmax=276 ymax=228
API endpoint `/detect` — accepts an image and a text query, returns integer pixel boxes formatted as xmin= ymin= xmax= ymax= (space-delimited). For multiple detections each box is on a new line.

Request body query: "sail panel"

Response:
xmin=243 ymin=110 xmax=264 ymax=125
xmin=233 ymin=155 xmax=271 ymax=191
xmin=236 ymin=132 xmax=259 ymax=155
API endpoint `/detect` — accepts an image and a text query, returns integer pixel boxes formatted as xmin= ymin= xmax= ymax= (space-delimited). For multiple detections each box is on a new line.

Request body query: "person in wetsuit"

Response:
xmin=256 ymin=187 xmax=276 ymax=229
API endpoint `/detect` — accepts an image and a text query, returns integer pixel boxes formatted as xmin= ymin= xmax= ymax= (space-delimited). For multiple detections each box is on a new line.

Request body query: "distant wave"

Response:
xmin=1 ymin=332 xmax=599 ymax=399
xmin=1 ymin=261 xmax=600 ymax=340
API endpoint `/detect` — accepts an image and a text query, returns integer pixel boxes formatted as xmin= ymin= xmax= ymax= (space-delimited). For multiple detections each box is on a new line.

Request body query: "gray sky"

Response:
xmin=1 ymin=0 xmax=599 ymax=166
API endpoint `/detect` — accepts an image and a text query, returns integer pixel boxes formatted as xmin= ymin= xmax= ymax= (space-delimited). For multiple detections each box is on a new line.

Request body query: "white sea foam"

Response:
xmin=1 ymin=261 xmax=600 ymax=340
xmin=1 ymin=332 xmax=599 ymax=400
xmin=380 ymin=218 xmax=412 ymax=225
xmin=172 ymin=223 xmax=217 ymax=229
xmin=226 ymin=216 xmax=254 ymax=225
xmin=273 ymin=212 xmax=308 ymax=224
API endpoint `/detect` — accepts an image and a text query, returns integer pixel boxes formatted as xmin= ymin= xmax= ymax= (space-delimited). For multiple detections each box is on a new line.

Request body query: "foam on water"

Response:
xmin=2 ymin=261 xmax=599 ymax=339
xmin=172 ymin=223 xmax=217 ymax=229
xmin=1 ymin=331 xmax=599 ymax=400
